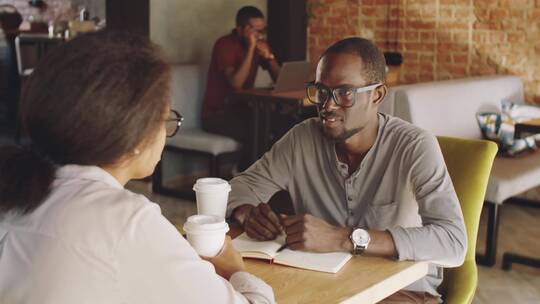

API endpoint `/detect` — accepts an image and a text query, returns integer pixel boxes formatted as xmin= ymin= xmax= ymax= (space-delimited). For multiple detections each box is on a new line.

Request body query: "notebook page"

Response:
xmin=274 ymin=249 xmax=352 ymax=274
xmin=232 ymin=233 xmax=286 ymax=259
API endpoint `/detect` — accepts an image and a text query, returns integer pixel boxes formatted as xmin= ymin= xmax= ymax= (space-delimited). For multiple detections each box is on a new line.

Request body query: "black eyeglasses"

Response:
xmin=305 ymin=82 xmax=382 ymax=108
xmin=166 ymin=109 xmax=183 ymax=137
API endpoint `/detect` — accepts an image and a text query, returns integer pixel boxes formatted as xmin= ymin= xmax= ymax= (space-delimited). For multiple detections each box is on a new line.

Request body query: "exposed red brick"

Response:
xmin=418 ymin=73 xmax=435 ymax=82
xmin=406 ymin=20 xmax=437 ymax=29
xmin=403 ymin=52 xmax=419 ymax=62
xmin=507 ymin=32 xmax=526 ymax=43
xmin=473 ymin=0 xmax=498 ymax=7
xmin=528 ymin=9 xmax=540 ymax=20
xmin=453 ymin=54 xmax=468 ymax=63
xmin=489 ymin=32 xmax=505 ymax=43
xmin=420 ymin=54 xmax=435 ymax=62
xmin=404 ymin=31 xmax=420 ymax=41
xmin=455 ymin=8 xmax=471 ymax=19
xmin=440 ymin=7 xmax=454 ymax=19
xmin=407 ymin=0 xmax=432 ymax=4
xmin=473 ymin=32 xmax=488 ymax=43
xmin=510 ymin=9 xmax=526 ymax=19
xmin=473 ymin=8 xmax=490 ymax=20
xmin=452 ymin=31 xmax=469 ymax=42
xmin=420 ymin=32 xmax=435 ymax=42
xmin=490 ymin=8 xmax=508 ymax=19
xmin=308 ymin=0 xmax=540 ymax=101
xmin=361 ymin=7 xmax=377 ymax=15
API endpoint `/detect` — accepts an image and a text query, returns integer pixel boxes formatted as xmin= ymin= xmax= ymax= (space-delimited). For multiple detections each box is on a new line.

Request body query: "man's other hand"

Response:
xmin=247 ymin=30 xmax=258 ymax=50
xmin=234 ymin=203 xmax=282 ymax=240
xmin=255 ymin=40 xmax=274 ymax=60
xmin=281 ymin=214 xmax=351 ymax=253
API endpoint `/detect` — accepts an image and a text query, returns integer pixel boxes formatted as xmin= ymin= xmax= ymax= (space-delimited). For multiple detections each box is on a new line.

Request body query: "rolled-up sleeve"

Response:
xmin=388 ymin=135 xmax=467 ymax=268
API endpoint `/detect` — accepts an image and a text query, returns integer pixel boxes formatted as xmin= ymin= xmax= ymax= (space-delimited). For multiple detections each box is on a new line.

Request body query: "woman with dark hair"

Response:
xmin=0 ymin=31 xmax=274 ymax=304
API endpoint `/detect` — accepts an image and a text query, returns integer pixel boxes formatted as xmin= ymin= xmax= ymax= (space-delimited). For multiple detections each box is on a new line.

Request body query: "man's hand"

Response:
xmin=255 ymin=40 xmax=274 ymax=60
xmin=247 ymin=30 xmax=258 ymax=51
xmin=233 ymin=203 xmax=283 ymax=241
xmin=281 ymin=214 xmax=352 ymax=253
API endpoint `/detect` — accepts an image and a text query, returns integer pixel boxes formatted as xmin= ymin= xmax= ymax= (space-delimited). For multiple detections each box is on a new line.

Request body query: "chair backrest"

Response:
xmin=169 ymin=64 xmax=204 ymax=129
xmin=387 ymin=76 xmax=524 ymax=139
xmin=14 ymin=34 xmax=62 ymax=76
xmin=437 ymin=136 xmax=498 ymax=304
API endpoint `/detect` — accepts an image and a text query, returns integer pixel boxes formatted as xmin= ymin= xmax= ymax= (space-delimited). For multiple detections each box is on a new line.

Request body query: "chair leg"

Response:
xmin=476 ymin=201 xmax=499 ymax=267
xmin=502 ymin=253 xmax=540 ymax=270
xmin=501 ymin=198 xmax=540 ymax=271
xmin=152 ymin=158 xmax=196 ymax=200
xmin=209 ymin=155 xmax=218 ymax=177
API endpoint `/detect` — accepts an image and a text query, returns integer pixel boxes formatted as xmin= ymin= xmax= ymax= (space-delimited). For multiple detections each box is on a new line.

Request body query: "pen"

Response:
xmin=276 ymin=243 xmax=288 ymax=252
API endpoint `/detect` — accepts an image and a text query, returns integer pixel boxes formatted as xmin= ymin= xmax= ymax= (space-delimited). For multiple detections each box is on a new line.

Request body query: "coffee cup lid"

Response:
xmin=193 ymin=177 xmax=231 ymax=193
xmin=183 ymin=214 xmax=229 ymax=234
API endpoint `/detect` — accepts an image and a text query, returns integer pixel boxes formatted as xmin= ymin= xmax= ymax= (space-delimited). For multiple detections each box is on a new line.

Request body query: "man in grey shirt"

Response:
xmin=227 ymin=37 xmax=466 ymax=303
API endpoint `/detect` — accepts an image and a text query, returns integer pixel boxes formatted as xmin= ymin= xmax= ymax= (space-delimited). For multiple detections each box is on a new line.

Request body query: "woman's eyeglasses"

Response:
xmin=166 ymin=109 xmax=183 ymax=137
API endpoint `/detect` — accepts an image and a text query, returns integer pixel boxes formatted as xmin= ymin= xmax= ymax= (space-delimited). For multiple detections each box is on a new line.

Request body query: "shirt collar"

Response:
xmin=328 ymin=113 xmax=386 ymax=177
xmin=354 ymin=113 xmax=385 ymax=175
xmin=55 ymin=164 xmax=123 ymax=189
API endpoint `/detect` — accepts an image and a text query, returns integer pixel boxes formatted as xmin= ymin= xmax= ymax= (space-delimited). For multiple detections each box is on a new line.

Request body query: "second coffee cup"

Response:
xmin=183 ymin=214 xmax=229 ymax=257
xmin=193 ymin=178 xmax=231 ymax=218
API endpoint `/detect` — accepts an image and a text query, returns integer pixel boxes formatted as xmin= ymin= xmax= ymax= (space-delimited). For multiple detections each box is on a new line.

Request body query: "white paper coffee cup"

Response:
xmin=193 ymin=178 xmax=231 ymax=218
xmin=183 ymin=214 xmax=229 ymax=257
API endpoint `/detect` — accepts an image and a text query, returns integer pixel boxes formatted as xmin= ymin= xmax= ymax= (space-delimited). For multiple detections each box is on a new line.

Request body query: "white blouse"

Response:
xmin=0 ymin=165 xmax=274 ymax=304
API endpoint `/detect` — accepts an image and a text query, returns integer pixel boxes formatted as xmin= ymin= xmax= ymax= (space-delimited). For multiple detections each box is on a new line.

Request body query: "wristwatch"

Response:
xmin=350 ymin=228 xmax=370 ymax=255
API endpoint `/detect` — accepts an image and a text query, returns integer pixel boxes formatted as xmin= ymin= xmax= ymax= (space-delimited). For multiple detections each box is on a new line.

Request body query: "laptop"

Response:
xmin=271 ymin=61 xmax=313 ymax=93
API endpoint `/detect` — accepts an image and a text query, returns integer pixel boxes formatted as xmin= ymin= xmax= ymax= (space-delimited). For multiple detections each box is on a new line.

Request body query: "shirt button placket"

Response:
xmin=345 ymin=178 xmax=354 ymax=222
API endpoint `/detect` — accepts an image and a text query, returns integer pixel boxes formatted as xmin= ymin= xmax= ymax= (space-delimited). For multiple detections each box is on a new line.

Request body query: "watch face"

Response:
xmin=352 ymin=229 xmax=370 ymax=246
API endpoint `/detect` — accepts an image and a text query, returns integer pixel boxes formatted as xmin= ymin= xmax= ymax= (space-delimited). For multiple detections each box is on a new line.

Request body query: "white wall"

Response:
xmin=149 ymin=0 xmax=270 ymax=181
xmin=150 ymin=0 xmax=266 ymax=65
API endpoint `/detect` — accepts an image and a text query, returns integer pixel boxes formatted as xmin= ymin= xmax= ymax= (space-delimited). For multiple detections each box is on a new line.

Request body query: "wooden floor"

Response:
xmin=474 ymin=199 xmax=540 ymax=304
xmin=126 ymin=180 xmax=540 ymax=304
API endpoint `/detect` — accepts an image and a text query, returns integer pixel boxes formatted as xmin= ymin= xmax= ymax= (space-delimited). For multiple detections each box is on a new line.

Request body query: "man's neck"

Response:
xmin=335 ymin=115 xmax=379 ymax=174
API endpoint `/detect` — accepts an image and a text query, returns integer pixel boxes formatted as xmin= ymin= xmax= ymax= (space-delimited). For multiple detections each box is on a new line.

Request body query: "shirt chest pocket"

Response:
xmin=364 ymin=201 xmax=400 ymax=230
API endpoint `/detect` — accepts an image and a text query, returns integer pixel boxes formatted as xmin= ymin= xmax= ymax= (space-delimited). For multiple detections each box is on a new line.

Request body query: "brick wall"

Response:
xmin=307 ymin=0 xmax=540 ymax=103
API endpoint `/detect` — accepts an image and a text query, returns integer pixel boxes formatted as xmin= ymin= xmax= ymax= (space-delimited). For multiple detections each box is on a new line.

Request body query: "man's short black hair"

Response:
xmin=321 ymin=37 xmax=386 ymax=84
xmin=236 ymin=6 xmax=264 ymax=27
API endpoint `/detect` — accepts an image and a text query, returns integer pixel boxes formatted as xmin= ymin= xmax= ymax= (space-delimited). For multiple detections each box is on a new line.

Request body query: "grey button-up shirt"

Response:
xmin=228 ymin=114 xmax=467 ymax=296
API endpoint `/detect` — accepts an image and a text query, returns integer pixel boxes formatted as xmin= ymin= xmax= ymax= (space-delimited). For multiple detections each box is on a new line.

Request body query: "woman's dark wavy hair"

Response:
xmin=0 ymin=30 xmax=171 ymax=215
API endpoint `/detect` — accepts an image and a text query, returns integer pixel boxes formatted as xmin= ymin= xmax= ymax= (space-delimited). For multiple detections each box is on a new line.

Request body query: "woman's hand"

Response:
xmin=205 ymin=236 xmax=246 ymax=280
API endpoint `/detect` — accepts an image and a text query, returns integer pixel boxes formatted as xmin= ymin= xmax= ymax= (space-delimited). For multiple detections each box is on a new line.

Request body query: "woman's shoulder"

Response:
xmin=33 ymin=172 xmax=163 ymax=253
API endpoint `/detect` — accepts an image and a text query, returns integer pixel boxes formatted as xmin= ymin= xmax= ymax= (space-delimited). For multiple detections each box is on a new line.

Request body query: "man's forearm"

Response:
xmin=364 ymin=230 xmax=398 ymax=259
xmin=267 ymin=59 xmax=280 ymax=82
xmin=229 ymin=48 xmax=255 ymax=90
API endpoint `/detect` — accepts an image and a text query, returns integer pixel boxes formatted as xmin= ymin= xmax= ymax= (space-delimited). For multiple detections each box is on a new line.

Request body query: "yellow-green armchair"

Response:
xmin=437 ymin=136 xmax=498 ymax=304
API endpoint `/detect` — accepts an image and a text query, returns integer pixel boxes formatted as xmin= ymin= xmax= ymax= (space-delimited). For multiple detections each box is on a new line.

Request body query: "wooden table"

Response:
xmin=227 ymin=226 xmax=429 ymax=304
xmin=229 ymin=88 xmax=314 ymax=163
xmin=514 ymin=118 xmax=540 ymax=139
xmin=503 ymin=118 xmax=540 ymax=270
xmin=245 ymin=256 xmax=428 ymax=304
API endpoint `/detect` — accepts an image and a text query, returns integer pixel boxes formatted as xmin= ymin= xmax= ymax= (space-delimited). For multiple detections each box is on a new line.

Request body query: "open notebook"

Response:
xmin=232 ymin=233 xmax=352 ymax=274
